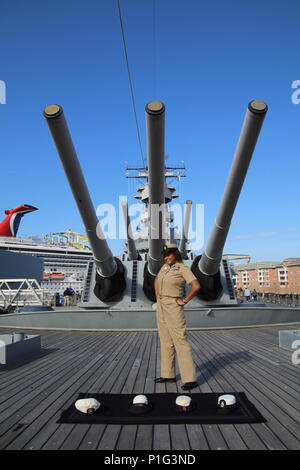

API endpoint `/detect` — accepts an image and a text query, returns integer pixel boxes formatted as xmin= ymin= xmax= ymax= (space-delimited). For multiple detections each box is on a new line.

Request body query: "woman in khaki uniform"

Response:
xmin=154 ymin=244 xmax=200 ymax=390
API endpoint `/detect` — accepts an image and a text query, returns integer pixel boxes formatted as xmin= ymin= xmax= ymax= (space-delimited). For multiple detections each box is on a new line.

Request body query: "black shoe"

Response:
xmin=181 ymin=381 xmax=198 ymax=390
xmin=154 ymin=377 xmax=176 ymax=383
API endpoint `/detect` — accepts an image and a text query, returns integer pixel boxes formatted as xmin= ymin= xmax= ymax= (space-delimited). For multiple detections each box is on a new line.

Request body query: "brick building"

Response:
xmin=233 ymin=258 xmax=300 ymax=295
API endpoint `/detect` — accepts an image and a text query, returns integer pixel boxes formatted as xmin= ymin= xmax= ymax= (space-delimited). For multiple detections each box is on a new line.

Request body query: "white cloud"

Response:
xmin=258 ymin=232 xmax=278 ymax=237
xmin=231 ymin=231 xmax=278 ymax=241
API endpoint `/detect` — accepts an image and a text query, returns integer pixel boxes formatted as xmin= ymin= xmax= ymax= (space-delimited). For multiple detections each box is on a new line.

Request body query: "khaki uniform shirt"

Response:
xmin=156 ymin=262 xmax=197 ymax=298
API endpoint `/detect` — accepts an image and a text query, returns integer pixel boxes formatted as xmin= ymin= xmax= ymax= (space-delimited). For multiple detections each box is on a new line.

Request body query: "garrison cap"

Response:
xmin=75 ymin=398 xmax=100 ymax=414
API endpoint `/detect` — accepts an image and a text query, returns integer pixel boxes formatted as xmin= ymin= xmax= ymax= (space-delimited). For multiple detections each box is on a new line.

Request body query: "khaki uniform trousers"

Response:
xmin=64 ymin=296 xmax=70 ymax=307
xmin=156 ymin=296 xmax=197 ymax=383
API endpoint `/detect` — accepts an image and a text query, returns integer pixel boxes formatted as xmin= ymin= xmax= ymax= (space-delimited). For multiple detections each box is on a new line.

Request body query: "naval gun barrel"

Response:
xmin=146 ymin=101 xmax=166 ymax=276
xmin=179 ymin=200 xmax=192 ymax=260
xmin=43 ymin=105 xmax=117 ymax=279
xmin=199 ymin=100 xmax=268 ymax=276
xmin=121 ymin=201 xmax=139 ymax=260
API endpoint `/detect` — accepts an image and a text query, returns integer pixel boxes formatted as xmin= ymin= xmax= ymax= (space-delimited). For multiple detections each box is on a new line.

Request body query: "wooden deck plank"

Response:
xmin=77 ymin=332 xmax=143 ymax=451
xmin=215 ymin=424 xmax=248 ymax=450
xmin=185 ymin=424 xmax=209 ymax=450
xmin=134 ymin=333 xmax=157 ymax=450
xmin=207 ymin=331 xmax=300 ymax=408
xmin=115 ymin=333 xmax=151 ymax=451
xmin=0 ymin=325 xmax=299 ymax=450
xmin=0 ymin=332 xmax=112 ymax=409
xmin=0 ymin=331 xmax=96 ymax=387
xmin=166 ymin=380 xmax=192 ymax=450
xmin=77 ymin=424 xmax=106 ymax=450
xmin=152 ymin=339 xmax=171 ymax=450
xmin=191 ymin=336 xmax=267 ymax=450
xmin=191 ymin=335 xmax=251 ymax=450
xmin=203 ymin=331 xmax=300 ymax=422
xmin=133 ymin=333 xmax=155 ymax=393
xmin=97 ymin=332 xmax=149 ymax=451
xmin=0 ymin=331 xmax=114 ymax=398
xmin=152 ymin=425 xmax=172 ymax=450
xmin=3 ymin=332 xmax=140 ymax=450
xmin=224 ymin=327 xmax=299 ymax=369
xmin=0 ymin=333 xmax=108 ymax=430
xmin=31 ymin=332 xmax=140 ymax=450
xmin=48 ymin=332 xmax=143 ymax=450
xmin=0 ymin=331 xmax=112 ymax=400
xmin=79 ymin=334 xmax=156 ymax=451
xmin=230 ymin=423 xmax=267 ymax=451
xmin=217 ymin=328 xmax=300 ymax=382
xmin=193 ymin=331 xmax=300 ymax=449
xmin=197 ymin=340 xmax=287 ymax=450
xmin=200 ymin=424 xmax=228 ymax=450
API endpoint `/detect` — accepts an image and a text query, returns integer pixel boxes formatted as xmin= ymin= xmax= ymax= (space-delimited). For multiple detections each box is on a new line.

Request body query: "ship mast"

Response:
xmin=124 ymin=164 xmax=186 ymax=254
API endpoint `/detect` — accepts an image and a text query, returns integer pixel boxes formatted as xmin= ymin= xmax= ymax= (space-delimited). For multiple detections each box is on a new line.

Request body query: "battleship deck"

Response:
xmin=0 ymin=325 xmax=300 ymax=450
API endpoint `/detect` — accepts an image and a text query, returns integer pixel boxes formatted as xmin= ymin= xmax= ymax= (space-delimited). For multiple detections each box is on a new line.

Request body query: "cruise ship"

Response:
xmin=0 ymin=204 xmax=93 ymax=296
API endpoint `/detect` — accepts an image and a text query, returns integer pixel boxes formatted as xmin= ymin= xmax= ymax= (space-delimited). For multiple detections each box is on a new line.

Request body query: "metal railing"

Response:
xmin=0 ymin=279 xmax=47 ymax=309
xmin=237 ymin=291 xmax=300 ymax=308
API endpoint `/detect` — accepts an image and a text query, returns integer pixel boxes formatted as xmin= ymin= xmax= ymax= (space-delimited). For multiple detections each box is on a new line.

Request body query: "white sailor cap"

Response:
xmin=176 ymin=395 xmax=192 ymax=408
xmin=75 ymin=398 xmax=100 ymax=414
xmin=133 ymin=394 xmax=148 ymax=406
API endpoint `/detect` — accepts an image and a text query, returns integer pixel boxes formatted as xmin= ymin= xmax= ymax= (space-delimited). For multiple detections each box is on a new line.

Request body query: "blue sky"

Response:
xmin=0 ymin=0 xmax=299 ymax=262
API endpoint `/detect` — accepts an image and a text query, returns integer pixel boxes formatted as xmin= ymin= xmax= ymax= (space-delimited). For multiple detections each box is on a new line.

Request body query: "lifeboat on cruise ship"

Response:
xmin=43 ymin=272 xmax=65 ymax=281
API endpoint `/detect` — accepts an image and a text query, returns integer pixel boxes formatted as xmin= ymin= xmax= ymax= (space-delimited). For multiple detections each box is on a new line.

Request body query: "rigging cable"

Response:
xmin=117 ymin=0 xmax=146 ymax=170
xmin=153 ymin=0 xmax=157 ymax=98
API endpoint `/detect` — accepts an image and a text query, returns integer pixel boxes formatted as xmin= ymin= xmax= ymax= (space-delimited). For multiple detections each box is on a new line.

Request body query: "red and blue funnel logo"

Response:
xmin=0 ymin=204 xmax=38 ymax=237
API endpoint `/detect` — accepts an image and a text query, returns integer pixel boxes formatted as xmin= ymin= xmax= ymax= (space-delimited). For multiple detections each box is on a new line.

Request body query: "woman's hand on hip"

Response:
xmin=176 ymin=297 xmax=186 ymax=306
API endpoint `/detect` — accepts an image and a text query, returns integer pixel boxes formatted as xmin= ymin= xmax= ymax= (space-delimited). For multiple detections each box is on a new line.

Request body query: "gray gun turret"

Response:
xmin=191 ymin=100 xmax=268 ymax=300
xmin=43 ymin=99 xmax=268 ymax=309
xmin=44 ymin=104 xmax=126 ymax=302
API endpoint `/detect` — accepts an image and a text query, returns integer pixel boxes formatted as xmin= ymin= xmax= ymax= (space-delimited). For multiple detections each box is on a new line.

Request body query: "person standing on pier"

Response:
xmin=244 ymin=288 xmax=251 ymax=301
xmin=154 ymin=244 xmax=201 ymax=391
xmin=252 ymin=289 xmax=258 ymax=301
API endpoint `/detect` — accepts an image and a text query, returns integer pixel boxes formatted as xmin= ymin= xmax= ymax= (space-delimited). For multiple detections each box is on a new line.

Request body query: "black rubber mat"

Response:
xmin=57 ymin=392 xmax=266 ymax=424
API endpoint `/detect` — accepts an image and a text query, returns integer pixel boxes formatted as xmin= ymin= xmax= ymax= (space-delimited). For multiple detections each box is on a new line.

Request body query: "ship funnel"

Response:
xmin=179 ymin=200 xmax=192 ymax=260
xmin=145 ymin=101 xmax=166 ymax=276
xmin=44 ymin=105 xmax=126 ymax=301
xmin=121 ymin=201 xmax=139 ymax=261
xmin=0 ymin=204 xmax=38 ymax=237
xmin=199 ymin=100 xmax=268 ymax=277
